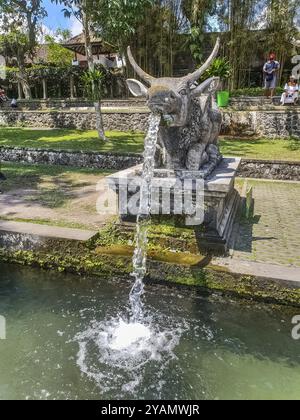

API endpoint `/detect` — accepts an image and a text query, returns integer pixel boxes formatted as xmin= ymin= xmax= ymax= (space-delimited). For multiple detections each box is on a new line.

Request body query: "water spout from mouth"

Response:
xmin=130 ymin=113 xmax=161 ymax=322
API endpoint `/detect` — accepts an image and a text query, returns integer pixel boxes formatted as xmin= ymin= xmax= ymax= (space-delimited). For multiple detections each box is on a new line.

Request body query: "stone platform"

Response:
xmin=0 ymin=220 xmax=97 ymax=251
xmin=107 ymin=157 xmax=241 ymax=253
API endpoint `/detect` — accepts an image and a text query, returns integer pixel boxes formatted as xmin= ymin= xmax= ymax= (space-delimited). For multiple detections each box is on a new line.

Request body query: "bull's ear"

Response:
xmin=126 ymin=79 xmax=148 ymax=97
xmin=190 ymin=77 xmax=220 ymax=97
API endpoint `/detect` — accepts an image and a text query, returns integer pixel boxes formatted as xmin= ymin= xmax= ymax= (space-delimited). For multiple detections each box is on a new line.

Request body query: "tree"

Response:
xmin=52 ymin=0 xmax=106 ymax=140
xmin=44 ymin=33 xmax=73 ymax=66
xmin=92 ymin=0 xmax=154 ymax=53
xmin=183 ymin=0 xmax=217 ymax=63
xmin=265 ymin=0 xmax=299 ymax=83
xmin=0 ymin=0 xmax=47 ymax=98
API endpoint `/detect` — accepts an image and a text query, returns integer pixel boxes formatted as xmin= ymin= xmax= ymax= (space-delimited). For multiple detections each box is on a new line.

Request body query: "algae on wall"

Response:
xmin=0 ymin=221 xmax=299 ymax=307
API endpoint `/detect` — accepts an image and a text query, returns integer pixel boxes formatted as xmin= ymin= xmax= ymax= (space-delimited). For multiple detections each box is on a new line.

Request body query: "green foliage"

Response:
xmin=3 ymin=64 xmax=81 ymax=83
xmin=184 ymin=0 xmax=216 ymax=63
xmin=44 ymin=35 xmax=73 ymax=66
xmin=202 ymin=58 xmax=232 ymax=80
xmin=81 ymin=69 xmax=105 ymax=102
xmin=92 ymin=0 xmax=154 ymax=50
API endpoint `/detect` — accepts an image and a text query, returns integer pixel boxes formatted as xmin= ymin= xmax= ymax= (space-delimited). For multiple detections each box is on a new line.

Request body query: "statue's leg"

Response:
xmin=186 ymin=143 xmax=207 ymax=171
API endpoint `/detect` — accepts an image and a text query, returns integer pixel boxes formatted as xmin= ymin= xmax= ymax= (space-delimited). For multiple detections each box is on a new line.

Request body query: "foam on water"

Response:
xmin=75 ymin=312 xmax=186 ymax=396
xmin=109 ymin=321 xmax=151 ymax=350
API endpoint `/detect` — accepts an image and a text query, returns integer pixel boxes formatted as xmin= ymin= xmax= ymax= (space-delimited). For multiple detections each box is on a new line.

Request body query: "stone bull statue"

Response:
xmin=126 ymin=38 xmax=222 ymax=176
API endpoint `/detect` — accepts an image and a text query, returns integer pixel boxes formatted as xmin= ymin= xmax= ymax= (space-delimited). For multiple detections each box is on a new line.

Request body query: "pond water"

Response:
xmin=0 ymin=262 xmax=300 ymax=400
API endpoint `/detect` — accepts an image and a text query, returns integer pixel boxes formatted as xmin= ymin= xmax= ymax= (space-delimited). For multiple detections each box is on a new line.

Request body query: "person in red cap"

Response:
xmin=263 ymin=53 xmax=280 ymax=100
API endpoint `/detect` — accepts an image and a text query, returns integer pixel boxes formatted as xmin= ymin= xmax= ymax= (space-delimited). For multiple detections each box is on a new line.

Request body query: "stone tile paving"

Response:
xmin=233 ymin=179 xmax=300 ymax=267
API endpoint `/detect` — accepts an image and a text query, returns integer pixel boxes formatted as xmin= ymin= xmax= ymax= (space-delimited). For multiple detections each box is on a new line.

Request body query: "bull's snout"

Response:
xmin=148 ymin=89 xmax=179 ymax=115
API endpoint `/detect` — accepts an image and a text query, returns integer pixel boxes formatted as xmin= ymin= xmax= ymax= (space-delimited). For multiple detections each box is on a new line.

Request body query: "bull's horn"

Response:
xmin=127 ymin=46 xmax=155 ymax=85
xmin=183 ymin=38 xmax=220 ymax=84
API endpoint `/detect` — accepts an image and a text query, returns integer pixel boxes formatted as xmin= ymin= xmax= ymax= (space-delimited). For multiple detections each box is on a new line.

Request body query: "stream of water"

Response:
xmin=130 ymin=113 xmax=161 ymax=322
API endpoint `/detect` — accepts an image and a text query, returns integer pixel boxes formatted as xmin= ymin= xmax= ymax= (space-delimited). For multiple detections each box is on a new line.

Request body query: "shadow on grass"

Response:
xmin=287 ymin=138 xmax=300 ymax=151
xmin=0 ymin=162 xmax=109 ymax=209
xmin=220 ymin=138 xmax=270 ymax=158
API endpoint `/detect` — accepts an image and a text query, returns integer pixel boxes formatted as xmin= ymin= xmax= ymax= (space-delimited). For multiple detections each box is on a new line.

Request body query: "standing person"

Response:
xmin=263 ymin=53 xmax=280 ymax=100
xmin=280 ymin=75 xmax=299 ymax=105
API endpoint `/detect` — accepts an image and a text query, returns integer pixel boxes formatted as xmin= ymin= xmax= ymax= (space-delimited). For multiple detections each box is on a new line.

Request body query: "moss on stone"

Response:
xmin=1 ymin=220 xmax=299 ymax=307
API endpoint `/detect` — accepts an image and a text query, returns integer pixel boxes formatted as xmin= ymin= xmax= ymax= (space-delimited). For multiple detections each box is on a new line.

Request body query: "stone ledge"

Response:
xmin=1 ymin=146 xmax=299 ymax=180
xmin=238 ymin=159 xmax=300 ymax=181
xmin=0 ymin=220 xmax=97 ymax=241
xmin=0 ymin=245 xmax=299 ymax=307
xmin=1 ymin=107 xmax=300 ymax=137
xmin=0 ymin=146 xmax=143 ymax=171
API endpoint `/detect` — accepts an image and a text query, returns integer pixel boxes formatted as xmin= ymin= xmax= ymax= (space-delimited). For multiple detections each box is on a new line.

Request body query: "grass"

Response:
xmin=0 ymin=128 xmax=299 ymax=161
xmin=0 ymin=162 xmax=111 ymax=197
xmin=0 ymin=128 xmax=145 ymax=154
xmin=0 ymin=162 xmax=113 ymax=229
xmin=220 ymin=137 xmax=300 ymax=161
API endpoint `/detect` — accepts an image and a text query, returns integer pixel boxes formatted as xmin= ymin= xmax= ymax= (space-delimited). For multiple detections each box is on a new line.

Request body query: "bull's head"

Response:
xmin=126 ymin=38 xmax=220 ymax=127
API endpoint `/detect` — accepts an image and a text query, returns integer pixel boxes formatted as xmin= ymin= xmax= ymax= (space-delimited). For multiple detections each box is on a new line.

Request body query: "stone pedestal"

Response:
xmin=107 ymin=157 xmax=241 ymax=253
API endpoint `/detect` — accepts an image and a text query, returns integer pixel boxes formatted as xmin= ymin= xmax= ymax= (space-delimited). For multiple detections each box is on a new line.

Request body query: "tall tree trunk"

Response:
xmin=17 ymin=54 xmax=32 ymax=99
xmin=82 ymin=1 xmax=106 ymax=141
xmin=18 ymin=71 xmax=32 ymax=99
xmin=42 ymin=78 xmax=47 ymax=100
xmin=94 ymin=101 xmax=106 ymax=139
xmin=70 ymin=75 xmax=75 ymax=99
xmin=17 ymin=82 xmax=23 ymax=100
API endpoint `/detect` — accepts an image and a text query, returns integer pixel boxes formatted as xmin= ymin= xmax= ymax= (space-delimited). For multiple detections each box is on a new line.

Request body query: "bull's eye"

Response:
xmin=179 ymin=89 xmax=187 ymax=96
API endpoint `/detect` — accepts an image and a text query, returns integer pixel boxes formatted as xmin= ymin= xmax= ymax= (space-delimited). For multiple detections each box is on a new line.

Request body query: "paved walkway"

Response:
xmin=232 ymin=179 xmax=300 ymax=267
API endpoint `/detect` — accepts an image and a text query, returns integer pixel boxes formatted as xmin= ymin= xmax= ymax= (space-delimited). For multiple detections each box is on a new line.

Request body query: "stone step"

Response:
xmin=0 ymin=220 xmax=97 ymax=242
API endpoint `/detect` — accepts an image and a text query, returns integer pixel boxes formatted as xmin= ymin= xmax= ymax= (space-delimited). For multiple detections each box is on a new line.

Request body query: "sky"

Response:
xmin=43 ymin=0 xmax=82 ymax=37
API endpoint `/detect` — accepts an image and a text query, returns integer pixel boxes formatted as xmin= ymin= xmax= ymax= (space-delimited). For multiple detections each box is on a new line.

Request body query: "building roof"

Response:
xmin=62 ymin=33 xmax=117 ymax=56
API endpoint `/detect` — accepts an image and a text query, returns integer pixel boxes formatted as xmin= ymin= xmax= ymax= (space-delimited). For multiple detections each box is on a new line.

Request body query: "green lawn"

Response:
xmin=0 ymin=161 xmax=111 ymax=194
xmin=0 ymin=128 xmax=299 ymax=161
xmin=220 ymin=137 xmax=300 ymax=161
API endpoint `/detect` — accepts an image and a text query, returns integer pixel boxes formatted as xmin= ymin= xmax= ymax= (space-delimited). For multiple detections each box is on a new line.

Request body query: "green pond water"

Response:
xmin=0 ymin=262 xmax=300 ymax=400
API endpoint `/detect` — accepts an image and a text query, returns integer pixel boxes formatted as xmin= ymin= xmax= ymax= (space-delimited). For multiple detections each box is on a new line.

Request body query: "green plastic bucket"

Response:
xmin=217 ymin=91 xmax=230 ymax=107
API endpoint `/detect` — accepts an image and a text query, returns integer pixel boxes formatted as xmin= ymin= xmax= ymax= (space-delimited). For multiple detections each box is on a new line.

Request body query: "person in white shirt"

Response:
xmin=280 ymin=75 xmax=299 ymax=105
xmin=263 ymin=53 xmax=280 ymax=99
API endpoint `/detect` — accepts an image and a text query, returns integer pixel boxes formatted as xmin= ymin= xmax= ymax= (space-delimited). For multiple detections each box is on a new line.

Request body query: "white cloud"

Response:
xmin=70 ymin=16 xmax=83 ymax=36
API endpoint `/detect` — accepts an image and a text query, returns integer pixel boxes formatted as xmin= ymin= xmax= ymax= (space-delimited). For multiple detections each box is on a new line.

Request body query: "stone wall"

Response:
xmin=222 ymin=109 xmax=300 ymax=138
xmin=1 ymin=147 xmax=299 ymax=180
xmin=238 ymin=159 xmax=300 ymax=181
xmin=1 ymin=108 xmax=300 ymax=138
xmin=0 ymin=147 xmax=143 ymax=171
xmin=0 ymin=109 xmax=150 ymax=132
xmin=0 ymin=98 xmax=146 ymax=110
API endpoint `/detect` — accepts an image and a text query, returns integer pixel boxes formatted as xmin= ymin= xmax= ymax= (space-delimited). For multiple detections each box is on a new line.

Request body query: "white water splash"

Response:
xmin=75 ymin=314 xmax=185 ymax=396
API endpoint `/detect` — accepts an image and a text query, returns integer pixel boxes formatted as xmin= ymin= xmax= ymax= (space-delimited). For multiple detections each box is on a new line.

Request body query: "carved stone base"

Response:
xmin=107 ymin=157 xmax=241 ymax=254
